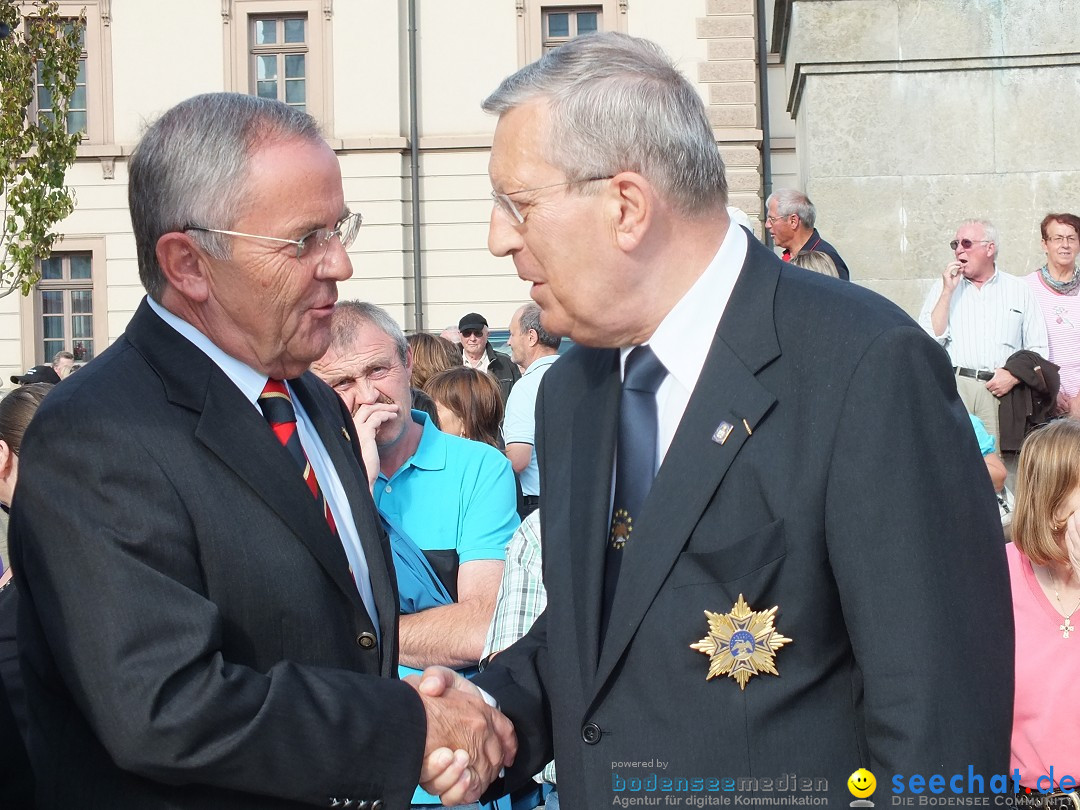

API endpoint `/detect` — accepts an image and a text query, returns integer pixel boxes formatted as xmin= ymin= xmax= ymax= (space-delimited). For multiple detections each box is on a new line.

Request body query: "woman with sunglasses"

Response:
xmin=1023 ymin=213 xmax=1080 ymax=418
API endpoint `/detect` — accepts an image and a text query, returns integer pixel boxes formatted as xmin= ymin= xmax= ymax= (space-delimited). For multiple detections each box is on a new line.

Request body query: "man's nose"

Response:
xmin=317 ymin=237 xmax=353 ymax=282
xmin=488 ymin=206 xmax=522 ymax=258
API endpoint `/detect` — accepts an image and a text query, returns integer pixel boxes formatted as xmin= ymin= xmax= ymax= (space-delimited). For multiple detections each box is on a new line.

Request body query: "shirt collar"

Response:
xmin=380 ymin=410 xmax=446 ymax=482
xmin=146 ymin=296 xmax=267 ymax=406
xmin=523 ymin=353 xmax=559 ymax=375
xmin=622 ymin=221 xmax=748 ymax=390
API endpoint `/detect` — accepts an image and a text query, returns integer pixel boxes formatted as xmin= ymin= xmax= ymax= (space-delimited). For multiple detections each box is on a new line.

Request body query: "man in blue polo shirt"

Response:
xmin=313 ymin=301 xmax=518 ymax=808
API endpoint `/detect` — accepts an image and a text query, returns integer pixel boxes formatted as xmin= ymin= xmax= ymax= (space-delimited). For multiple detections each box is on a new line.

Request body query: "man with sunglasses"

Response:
xmin=8 ymin=93 xmax=514 ymax=809
xmin=918 ymin=219 xmax=1048 ymax=444
xmin=458 ymin=312 xmax=521 ymax=405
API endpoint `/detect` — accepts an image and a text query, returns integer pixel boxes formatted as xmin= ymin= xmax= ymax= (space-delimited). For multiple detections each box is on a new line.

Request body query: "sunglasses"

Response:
xmin=460 ymin=329 xmax=484 ymax=338
xmin=950 ymin=239 xmax=990 ymax=251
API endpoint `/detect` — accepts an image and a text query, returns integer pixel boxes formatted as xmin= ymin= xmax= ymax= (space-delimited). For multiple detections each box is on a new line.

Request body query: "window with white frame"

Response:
xmin=36 ymin=252 xmax=97 ymax=362
xmin=541 ymin=6 xmax=600 ymax=52
xmin=251 ymin=14 xmax=308 ymax=111
xmin=27 ymin=1 xmax=112 ymax=145
xmin=225 ymin=1 xmax=331 ymax=129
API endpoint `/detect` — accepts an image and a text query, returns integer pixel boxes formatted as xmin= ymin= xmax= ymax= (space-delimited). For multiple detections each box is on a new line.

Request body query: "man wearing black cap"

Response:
xmin=9 ymin=365 xmax=61 ymax=387
xmin=458 ymin=312 xmax=520 ymax=403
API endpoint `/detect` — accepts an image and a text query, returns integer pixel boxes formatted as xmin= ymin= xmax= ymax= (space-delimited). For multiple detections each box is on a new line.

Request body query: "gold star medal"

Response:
xmin=690 ymin=594 xmax=792 ymax=689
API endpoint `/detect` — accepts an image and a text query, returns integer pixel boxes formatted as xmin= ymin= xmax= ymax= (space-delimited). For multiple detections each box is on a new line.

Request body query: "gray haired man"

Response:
xmin=764 ymin=187 xmax=850 ymax=280
xmin=419 ymin=31 xmax=1010 ymax=808
xmin=10 ymin=92 xmax=512 ymax=809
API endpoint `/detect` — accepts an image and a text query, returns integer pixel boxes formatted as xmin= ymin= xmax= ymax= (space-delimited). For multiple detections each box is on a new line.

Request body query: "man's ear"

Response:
xmin=527 ymin=328 xmax=539 ymax=348
xmin=607 ymin=172 xmax=652 ymax=252
xmin=156 ymin=232 xmax=211 ymax=303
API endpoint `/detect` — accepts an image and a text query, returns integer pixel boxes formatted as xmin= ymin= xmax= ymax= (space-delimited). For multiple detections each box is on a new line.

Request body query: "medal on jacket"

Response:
xmin=691 ymin=594 xmax=791 ymax=689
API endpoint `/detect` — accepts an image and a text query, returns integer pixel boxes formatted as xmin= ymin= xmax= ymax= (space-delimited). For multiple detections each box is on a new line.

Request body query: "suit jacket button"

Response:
xmin=356 ymin=632 xmax=377 ymax=649
xmin=371 ymin=801 xmax=384 ymax=810
xmin=356 ymin=801 xmax=371 ymax=810
xmin=581 ymin=722 xmax=602 ymax=744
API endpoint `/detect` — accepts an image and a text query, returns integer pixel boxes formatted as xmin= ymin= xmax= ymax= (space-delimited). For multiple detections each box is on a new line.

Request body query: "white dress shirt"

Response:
xmin=917 ymin=269 xmax=1049 ymax=371
xmin=619 ymin=222 xmax=748 ymax=469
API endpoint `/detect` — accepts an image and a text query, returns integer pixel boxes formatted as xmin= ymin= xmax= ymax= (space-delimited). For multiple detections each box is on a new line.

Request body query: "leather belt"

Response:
xmin=521 ymin=495 xmax=540 ymax=506
xmin=954 ymin=366 xmax=994 ymax=382
xmin=1018 ymin=788 xmax=1080 ymax=810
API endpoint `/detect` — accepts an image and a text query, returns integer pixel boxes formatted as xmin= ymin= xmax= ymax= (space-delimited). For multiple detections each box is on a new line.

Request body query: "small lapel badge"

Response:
xmin=341 ymin=427 xmax=351 ymax=442
xmin=690 ymin=593 xmax=792 ymax=689
xmin=712 ymin=421 xmax=734 ymax=445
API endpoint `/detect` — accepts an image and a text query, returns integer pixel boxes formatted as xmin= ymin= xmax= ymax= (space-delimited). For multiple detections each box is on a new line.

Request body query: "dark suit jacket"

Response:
xmin=10 ymin=300 xmax=426 ymax=809
xmin=476 ymin=240 xmax=1013 ymax=807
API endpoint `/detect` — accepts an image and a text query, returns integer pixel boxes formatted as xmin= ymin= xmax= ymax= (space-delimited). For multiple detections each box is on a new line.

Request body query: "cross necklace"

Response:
xmin=1047 ymin=567 xmax=1080 ymax=639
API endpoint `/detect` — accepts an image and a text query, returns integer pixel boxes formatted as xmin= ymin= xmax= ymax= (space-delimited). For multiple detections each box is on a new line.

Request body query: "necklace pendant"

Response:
xmin=1061 ymin=617 xmax=1075 ymax=639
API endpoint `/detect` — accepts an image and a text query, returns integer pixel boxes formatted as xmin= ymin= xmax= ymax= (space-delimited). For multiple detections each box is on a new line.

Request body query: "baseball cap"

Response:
xmin=458 ymin=313 xmax=488 ymax=332
xmin=10 ymin=364 xmax=62 ymax=385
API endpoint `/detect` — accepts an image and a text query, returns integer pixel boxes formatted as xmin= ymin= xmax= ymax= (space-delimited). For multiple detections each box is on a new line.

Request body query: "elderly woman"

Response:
xmin=1008 ymin=419 xmax=1080 ymax=797
xmin=1024 ymin=213 xmax=1080 ymax=417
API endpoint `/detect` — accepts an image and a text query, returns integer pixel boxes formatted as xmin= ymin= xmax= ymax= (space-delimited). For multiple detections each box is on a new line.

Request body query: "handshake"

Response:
xmin=407 ymin=666 xmax=518 ymax=806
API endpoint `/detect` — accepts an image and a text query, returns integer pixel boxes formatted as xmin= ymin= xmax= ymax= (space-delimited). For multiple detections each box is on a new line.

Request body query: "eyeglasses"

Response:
xmin=184 ymin=211 xmax=363 ymax=262
xmin=491 ymin=176 xmax=614 ymax=225
xmin=950 ymin=238 xmax=990 ymax=251
xmin=765 ymin=214 xmax=792 ymax=225
xmin=460 ymin=329 xmax=484 ymax=338
xmin=1046 ymin=235 xmax=1079 ymax=246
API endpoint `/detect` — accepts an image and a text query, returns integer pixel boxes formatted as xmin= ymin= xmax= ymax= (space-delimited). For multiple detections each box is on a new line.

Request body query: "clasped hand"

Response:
xmin=406 ymin=666 xmax=517 ymax=805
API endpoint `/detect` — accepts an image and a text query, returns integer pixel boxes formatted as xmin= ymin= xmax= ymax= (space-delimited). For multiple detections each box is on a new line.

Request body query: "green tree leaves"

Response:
xmin=0 ymin=1 xmax=84 ymax=297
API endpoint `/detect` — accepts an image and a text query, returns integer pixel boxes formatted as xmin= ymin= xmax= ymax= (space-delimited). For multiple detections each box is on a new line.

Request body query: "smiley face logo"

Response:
xmin=847 ymin=768 xmax=876 ymax=799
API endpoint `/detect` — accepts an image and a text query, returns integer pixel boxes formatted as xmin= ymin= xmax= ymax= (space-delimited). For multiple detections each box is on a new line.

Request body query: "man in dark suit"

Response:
xmin=420 ymin=33 xmax=1013 ymax=808
xmin=10 ymin=93 xmax=512 ymax=809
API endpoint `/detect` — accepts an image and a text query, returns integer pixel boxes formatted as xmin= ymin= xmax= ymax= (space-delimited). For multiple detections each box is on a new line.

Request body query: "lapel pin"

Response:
xmin=742 ymin=418 xmax=753 ymax=436
xmin=691 ymin=594 xmax=792 ymax=689
xmin=341 ymin=427 xmax=351 ymax=441
xmin=712 ymin=421 xmax=734 ymax=445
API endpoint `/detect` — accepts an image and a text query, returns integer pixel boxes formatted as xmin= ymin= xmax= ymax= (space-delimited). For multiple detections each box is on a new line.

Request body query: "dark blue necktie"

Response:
xmin=602 ymin=345 xmax=668 ymax=635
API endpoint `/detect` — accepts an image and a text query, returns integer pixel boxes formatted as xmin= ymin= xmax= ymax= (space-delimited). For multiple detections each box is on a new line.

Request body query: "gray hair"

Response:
xmin=518 ymin=303 xmax=561 ymax=351
xmin=482 ymin=32 xmax=727 ymax=216
xmin=766 ymin=188 xmax=816 ymax=229
xmin=128 ymin=92 xmax=323 ymax=301
xmin=960 ymin=218 xmax=1001 ymax=256
xmin=331 ymin=301 xmax=409 ymax=364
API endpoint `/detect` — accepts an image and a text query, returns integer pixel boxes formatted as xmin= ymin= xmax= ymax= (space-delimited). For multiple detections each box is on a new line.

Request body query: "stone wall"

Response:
xmin=780 ymin=0 xmax=1079 ymax=315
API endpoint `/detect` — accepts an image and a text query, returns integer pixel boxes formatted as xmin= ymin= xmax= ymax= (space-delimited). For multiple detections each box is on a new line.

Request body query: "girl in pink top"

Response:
xmin=1009 ymin=420 xmax=1080 ymax=793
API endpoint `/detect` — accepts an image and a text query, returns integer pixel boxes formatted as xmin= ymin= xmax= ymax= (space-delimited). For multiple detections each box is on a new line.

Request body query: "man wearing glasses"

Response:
xmin=918 ymin=218 xmax=1048 ymax=444
xmin=458 ymin=312 xmax=521 ymax=404
xmin=9 ymin=93 xmax=513 ymax=809
xmin=417 ymin=33 xmax=1011 ymax=809
xmin=764 ymin=188 xmax=850 ymax=280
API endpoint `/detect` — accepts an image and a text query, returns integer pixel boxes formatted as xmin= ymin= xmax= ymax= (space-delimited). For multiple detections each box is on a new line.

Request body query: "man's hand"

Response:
xmin=985 ymin=368 xmax=1019 ymax=398
xmin=942 ymin=261 xmax=964 ymax=292
xmin=407 ymin=666 xmax=517 ymax=805
xmin=351 ymin=402 xmax=397 ymax=491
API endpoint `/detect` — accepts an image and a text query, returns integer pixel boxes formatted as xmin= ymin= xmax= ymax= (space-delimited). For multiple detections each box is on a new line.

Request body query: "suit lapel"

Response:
xmin=590 ymin=242 xmax=783 ymax=698
xmin=125 ymin=301 xmax=369 ymax=622
xmin=566 ymin=350 xmax=621 ymax=687
xmin=290 ymin=376 xmax=398 ymax=665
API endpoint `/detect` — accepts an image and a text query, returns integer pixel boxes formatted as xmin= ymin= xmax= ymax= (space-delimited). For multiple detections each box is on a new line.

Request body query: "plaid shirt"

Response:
xmin=481 ymin=511 xmax=556 ymax=784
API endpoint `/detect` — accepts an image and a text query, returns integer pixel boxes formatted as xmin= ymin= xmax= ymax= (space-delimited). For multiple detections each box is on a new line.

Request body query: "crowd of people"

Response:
xmin=0 ymin=29 xmax=1078 ymax=810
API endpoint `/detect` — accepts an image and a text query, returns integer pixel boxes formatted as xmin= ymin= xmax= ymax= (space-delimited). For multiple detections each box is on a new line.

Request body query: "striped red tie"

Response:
xmin=258 ymin=379 xmax=337 ymax=534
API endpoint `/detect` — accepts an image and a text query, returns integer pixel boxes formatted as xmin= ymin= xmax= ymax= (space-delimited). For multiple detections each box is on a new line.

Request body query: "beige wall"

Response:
xmin=3 ymin=0 xmax=766 ymax=386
